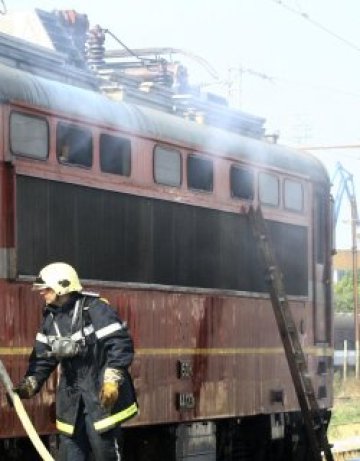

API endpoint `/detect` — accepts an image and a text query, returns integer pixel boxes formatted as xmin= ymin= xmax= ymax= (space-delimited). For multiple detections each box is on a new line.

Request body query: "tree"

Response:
xmin=334 ymin=271 xmax=360 ymax=313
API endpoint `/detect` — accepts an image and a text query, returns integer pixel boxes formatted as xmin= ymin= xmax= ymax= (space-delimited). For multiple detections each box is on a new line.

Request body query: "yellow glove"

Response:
xmin=99 ymin=381 xmax=119 ymax=410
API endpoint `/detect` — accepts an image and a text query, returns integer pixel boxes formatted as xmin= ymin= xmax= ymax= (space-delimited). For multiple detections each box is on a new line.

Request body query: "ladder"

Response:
xmin=248 ymin=205 xmax=333 ymax=461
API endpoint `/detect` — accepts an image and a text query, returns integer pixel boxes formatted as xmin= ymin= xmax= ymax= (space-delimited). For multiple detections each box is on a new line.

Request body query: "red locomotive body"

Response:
xmin=0 ymin=62 xmax=333 ymax=460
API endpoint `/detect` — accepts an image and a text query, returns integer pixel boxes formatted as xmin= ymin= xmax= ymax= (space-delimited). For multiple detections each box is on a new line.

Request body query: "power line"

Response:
xmin=300 ymin=144 xmax=360 ymax=150
xmin=269 ymin=0 xmax=360 ymax=54
xmin=226 ymin=65 xmax=360 ymax=102
xmin=275 ymin=73 xmax=360 ymax=99
xmin=297 ymin=145 xmax=360 ymax=161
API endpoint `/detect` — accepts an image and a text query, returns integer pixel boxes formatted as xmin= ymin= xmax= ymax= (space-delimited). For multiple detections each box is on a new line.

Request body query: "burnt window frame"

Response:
xmin=56 ymin=121 xmax=93 ymax=169
xmin=99 ymin=133 xmax=131 ymax=177
xmin=284 ymin=178 xmax=304 ymax=213
xmin=259 ymin=172 xmax=280 ymax=207
xmin=187 ymin=153 xmax=214 ymax=193
xmin=153 ymin=145 xmax=182 ymax=187
xmin=230 ymin=164 xmax=254 ymax=201
xmin=10 ymin=111 xmax=49 ymax=160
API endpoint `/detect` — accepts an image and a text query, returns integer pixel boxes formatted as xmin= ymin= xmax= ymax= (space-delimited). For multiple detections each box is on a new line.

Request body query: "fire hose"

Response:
xmin=0 ymin=360 xmax=54 ymax=461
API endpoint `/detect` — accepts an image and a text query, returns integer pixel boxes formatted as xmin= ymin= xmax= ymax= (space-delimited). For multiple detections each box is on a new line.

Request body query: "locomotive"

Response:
xmin=0 ymin=9 xmax=333 ymax=461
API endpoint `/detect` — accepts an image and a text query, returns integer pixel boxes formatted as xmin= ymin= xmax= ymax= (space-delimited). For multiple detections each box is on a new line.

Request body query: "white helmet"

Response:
xmin=33 ymin=262 xmax=83 ymax=295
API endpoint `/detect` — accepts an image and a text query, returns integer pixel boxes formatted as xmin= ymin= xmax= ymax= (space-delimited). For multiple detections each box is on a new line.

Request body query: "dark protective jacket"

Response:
xmin=25 ymin=292 xmax=138 ymax=436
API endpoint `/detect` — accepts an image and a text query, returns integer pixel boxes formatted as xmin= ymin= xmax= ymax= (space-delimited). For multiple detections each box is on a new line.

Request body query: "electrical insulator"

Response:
xmin=86 ymin=25 xmax=106 ymax=70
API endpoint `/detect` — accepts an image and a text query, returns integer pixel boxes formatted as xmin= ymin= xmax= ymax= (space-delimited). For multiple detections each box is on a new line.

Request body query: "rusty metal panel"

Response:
xmin=0 ymin=281 xmax=57 ymax=436
xmin=100 ymin=289 xmax=326 ymax=426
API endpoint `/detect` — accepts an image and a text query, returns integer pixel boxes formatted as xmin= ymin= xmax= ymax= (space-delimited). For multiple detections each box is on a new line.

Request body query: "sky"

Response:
xmin=4 ymin=0 xmax=360 ymax=248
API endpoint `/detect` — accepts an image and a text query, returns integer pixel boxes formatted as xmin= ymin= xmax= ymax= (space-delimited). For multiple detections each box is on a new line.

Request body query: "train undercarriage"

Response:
xmin=0 ymin=410 xmax=331 ymax=461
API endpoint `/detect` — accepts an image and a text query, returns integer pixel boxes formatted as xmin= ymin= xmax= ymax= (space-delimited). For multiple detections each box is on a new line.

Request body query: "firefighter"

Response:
xmin=14 ymin=262 xmax=138 ymax=461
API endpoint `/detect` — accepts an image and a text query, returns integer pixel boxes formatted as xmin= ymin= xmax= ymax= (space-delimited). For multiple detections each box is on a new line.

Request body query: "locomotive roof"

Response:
xmin=0 ymin=63 xmax=328 ymax=184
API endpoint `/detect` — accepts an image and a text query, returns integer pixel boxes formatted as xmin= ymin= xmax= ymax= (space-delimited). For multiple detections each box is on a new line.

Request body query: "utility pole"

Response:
xmin=227 ymin=67 xmax=243 ymax=108
xmin=227 ymin=66 xmax=273 ymax=108
xmin=351 ymin=197 xmax=359 ymax=376
xmin=331 ymin=162 xmax=360 ymax=377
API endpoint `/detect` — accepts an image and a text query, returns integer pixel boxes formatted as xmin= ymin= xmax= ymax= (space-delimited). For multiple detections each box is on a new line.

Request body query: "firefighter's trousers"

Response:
xmin=58 ymin=400 xmax=121 ymax=461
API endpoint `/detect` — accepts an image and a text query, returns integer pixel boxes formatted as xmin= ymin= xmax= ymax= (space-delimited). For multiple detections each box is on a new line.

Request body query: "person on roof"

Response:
xmin=14 ymin=262 xmax=138 ymax=461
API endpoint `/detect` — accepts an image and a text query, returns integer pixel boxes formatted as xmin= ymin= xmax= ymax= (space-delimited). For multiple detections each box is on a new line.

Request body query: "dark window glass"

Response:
xmin=230 ymin=165 xmax=254 ymax=200
xmin=259 ymin=172 xmax=279 ymax=206
xmin=100 ymin=134 xmax=131 ymax=176
xmin=187 ymin=155 xmax=213 ymax=192
xmin=57 ymin=122 xmax=92 ymax=168
xmin=10 ymin=112 xmax=48 ymax=159
xmin=284 ymin=179 xmax=303 ymax=211
xmin=154 ymin=146 xmax=181 ymax=187
xmin=17 ymin=175 xmax=308 ymax=296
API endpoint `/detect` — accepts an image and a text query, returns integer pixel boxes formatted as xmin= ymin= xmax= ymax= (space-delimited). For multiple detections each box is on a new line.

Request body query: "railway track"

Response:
xmin=333 ymin=449 xmax=360 ymax=460
xmin=331 ymin=436 xmax=360 ymax=460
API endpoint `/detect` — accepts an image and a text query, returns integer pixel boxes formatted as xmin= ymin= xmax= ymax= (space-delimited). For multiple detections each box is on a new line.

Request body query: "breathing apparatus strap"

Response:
xmin=51 ymin=297 xmax=86 ymax=341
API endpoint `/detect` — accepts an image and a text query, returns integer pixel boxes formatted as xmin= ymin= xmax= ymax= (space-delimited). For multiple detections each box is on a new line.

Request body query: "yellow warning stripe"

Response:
xmin=94 ymin=403 xmax=138 ymax=432
xmin=56 ymin=419 xmax=74 ymax=435
xmin=0 ymin=346 xmax=333 ymax=357
xmin=135 ymin=347 xmax=333 ymax=357
xmin=136 ymin=347 xmax=284 ymax=355
xmin=0 ymin=347 xmax=32 ymax=355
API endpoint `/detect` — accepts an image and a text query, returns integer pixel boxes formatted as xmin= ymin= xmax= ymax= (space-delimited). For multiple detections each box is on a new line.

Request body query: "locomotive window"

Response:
xmin=57 ymin=122 xmax=92 ymax=168
xmin=259 ymin=172 xmax=279 ymax=206
xmin=187 ymin=154 xmax=213 ymax=192
xmin=284 ymin=179 xmax=303 ymax=212
xmin=10 ymin=112 xmax=49 ymax=159
xmin=154 ymin=146 xmax=181 ymax=187
xmin=100 ymin=134 xmax=131 ymax=176
xmin=230 ymin=165 xmax=254 ymax=200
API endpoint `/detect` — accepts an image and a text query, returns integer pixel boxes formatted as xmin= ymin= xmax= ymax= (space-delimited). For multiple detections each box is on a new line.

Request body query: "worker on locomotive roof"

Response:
xmin=14 ymin=262 xmax=138 ymax=461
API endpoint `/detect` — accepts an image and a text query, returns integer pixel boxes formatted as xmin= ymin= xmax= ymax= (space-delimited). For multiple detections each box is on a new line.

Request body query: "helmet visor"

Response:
xmin=32 ymin=276 xmax=50 ymax=291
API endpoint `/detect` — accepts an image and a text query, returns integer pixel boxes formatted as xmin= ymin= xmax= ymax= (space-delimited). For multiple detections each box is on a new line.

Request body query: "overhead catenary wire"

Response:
xmin=269 ymin=0 xmax=360 ymax=54
xmin=299 ymin=146 xmax=360 ymax=161
xmin=222 ymin=64 xmax=360 ymax=119
xmin=301 ymin=144 xmax=360 ymax=151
